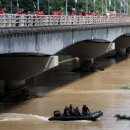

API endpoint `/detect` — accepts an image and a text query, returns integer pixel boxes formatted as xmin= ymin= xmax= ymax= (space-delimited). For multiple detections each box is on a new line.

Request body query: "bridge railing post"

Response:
xmin=24 ymin=14 xmax=30 ymax=26
xmin=1 ymin=14 xmax=7 ymax=27
xmin=61 ymin=16 xmax=65 ymax=25
xmin=67 ymin=16 xmax=71 ymax=25
xmin=10 ymin=14 xmax=15 ymax=27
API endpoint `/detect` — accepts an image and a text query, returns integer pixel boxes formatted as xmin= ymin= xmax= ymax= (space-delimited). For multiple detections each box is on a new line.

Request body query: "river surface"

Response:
xmin=1 ymin=58 xmax=130 ymax=130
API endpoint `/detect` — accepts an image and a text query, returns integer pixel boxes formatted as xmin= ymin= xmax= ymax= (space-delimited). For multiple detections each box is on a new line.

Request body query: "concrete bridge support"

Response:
xmin=115 ymin=36 xmax=130 ymax=57
xmin=79 ymin=58 xmax=94 ymax=72
xmin=61 ymin=41 xmax=115 ymax=59
xmin=0 ymin=56 xmax=58 ymax=93
xmin=126 ymin=47 xmax=130 ymax=56
xmin=116 ymin=48 xmax=126 ymax=57
xmin=4 ymin=80 xmax=25 ymax=92
xmin=0 ymin=56 xmax=58 ymax=80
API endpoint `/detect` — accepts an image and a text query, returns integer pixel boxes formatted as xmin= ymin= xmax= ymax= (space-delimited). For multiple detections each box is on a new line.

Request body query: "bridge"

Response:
xmin=0 ymin=14 xmax=130 ymax=91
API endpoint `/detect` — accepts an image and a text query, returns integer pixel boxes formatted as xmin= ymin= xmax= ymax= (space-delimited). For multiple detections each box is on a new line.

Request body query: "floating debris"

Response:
xmin=115 ymin=114 xmax=130 ymax=121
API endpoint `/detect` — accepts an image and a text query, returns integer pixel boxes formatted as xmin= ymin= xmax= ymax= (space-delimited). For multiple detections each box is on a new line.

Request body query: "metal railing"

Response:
xmin=0 ymin=14 xmax=130 ymax=27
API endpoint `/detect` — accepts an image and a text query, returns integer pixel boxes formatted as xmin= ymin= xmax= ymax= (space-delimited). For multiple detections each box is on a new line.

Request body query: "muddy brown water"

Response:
xmin=0 ymin=58 xmax=130 ymax=130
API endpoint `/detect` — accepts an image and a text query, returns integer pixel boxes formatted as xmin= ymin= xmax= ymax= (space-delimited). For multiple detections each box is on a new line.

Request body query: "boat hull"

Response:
xmin=48 ymin=111 xmax=103 ymax=121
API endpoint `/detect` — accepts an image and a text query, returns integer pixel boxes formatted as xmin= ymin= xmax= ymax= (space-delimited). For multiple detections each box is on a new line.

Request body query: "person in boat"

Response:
xmin=63 ymin=106 xmax=69 ymax=116
xmin=68 ymin=104 xmax=75 ymax=116
xmin=82 ymin=105 xmax=90 ymax=115
xmin=75 ymin=106 xmax=81 ymax=116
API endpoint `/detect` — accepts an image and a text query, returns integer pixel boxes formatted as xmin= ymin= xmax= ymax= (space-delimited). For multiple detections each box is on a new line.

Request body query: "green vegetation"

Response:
xmin=120 ymin=84 xmax=130 ymax=90
xmin=115 ymin=114 xmax=130 ymax=121
xmin=0 ymin=0 xmax=130 ymax=14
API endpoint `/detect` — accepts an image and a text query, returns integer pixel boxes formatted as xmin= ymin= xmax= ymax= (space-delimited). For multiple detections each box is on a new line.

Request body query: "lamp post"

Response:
xmin=17 ymin=0 xmax=19 ymax=11
xmin=11 ymin=0 xmax=12 ymax=13
xmin=0 ymin=1 xmax=1 ymax=9
xmin=127 ymin=0 xmax=129 ymax=15
xmin=106 ymin=0 xmax=108 ymax=13
xmin=102 ymin=0 xmax=103 ymax=16
xmin=48 ymin=0 xmax=49 ymax=14
xmin=37 ymin=0 xmax=39 ymax=11
xmin=114 ymin=0 xmax=116 ymax=12
xmin=66 ymin=0 xmax=68 ymax=15
xmin=86 ymin=0 xmax=88 ymax=13
xmin=94 ymin=0 xmax=96 ymax=13
xmin=33 ymin=2 xmax=36 ymax=12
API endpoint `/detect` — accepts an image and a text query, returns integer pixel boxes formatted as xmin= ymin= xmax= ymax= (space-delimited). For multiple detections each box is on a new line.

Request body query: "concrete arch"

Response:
xmin=37 ymin=26 xmax=130 ymax=55
xmin=57 ymin=40 xmax=115 ymax=59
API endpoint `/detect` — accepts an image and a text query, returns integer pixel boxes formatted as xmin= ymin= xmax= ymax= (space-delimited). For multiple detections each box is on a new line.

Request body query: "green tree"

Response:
xmin=0 ymin=0 xmax=130 ymax=15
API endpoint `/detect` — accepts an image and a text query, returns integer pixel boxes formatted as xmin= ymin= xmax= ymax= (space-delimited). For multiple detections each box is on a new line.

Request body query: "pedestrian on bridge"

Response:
xmin=16 ymin=9 xmax=24 ymax=26
xmin=26 ymin=11 xmax=31 ymax=26
xmin=71 ymin=9 xmax=76 ymax=24
xmin=57 ymin=10 xmax=63 ymax=25
xmin=71 ymin=10 xmax=76 ymax=16
xmin=0 ymin=8 xmax=6 ymax=14
xmin=0 ymin=8 xmax=7 ymax=27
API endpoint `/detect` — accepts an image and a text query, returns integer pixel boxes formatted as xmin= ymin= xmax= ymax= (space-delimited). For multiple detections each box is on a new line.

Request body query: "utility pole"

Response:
xmin=11 ymin=0 xmax=12 ymax=13
xmin=66 ymin=0 xmax=68 ymax=15
xmin=17 ymin=0 xmax=19 ymax=11
xmin=48 ymin=0 xmax=50 ymax=15
xmin=127 ymin=0 xmax=129 ymax=15
xmin=114 ymin=0 xmax=116 ymax=12
xmin=102 ymin=0 xmax=103 ymax=16
xmin=86 ymin=0 xmax=88 ymax=13
xmin=94 ymin=0 xmax=96 ymax=13
xmin=37 ymin=0 xmax=39 ymax=11
xmin=106 ymin=0 xmax=108 ymax=13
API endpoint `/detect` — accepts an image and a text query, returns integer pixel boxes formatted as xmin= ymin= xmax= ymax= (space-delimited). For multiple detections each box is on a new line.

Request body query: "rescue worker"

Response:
xmin=63 ymin=106 xmax=69 ymax=116
xmin=75 ymin=106 xmax=81 ymax=116
xmin=82 ymin=105 xmax=90 ymax=115
xmin=68 ymin=104 xmax=75 ymax=116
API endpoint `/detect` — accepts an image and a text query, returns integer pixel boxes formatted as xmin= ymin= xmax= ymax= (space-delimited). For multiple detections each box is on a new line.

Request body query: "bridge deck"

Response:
xmin=0 ymin=14 xmax=130 ymax=34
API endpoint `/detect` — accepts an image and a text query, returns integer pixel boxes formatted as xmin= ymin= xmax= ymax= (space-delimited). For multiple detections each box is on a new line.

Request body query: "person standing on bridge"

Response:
xmin=78 ymin=12 xmax=82 ymax=16
xmin=26 ymin=11 xmax=31 ymax=26
xmin=58 ymin=10 xmax=63 ymax=16
xmin=57 ymin=9 xmax=63 ymax=25
xmin=71 ymin=9 xmax=76 ymax=24
xmin=71 ymin=10 xmax=76 ymax=16
xmin=37 ymin=10 xmax=44 ymax=26
xmin=0 ymin=8 xmax=7 ymax=27
xmin=16 ymin=9 xmax=24 ymax=26
xmin=0 ymin=8 xmax=6 ymax=14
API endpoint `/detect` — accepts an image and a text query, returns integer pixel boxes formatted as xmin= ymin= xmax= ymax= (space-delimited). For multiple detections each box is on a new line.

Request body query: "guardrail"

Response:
xmin=0 ymin=14 xmax=130 ymax=27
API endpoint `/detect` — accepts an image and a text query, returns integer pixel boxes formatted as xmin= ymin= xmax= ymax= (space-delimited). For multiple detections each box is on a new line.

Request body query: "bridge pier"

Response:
xmin=80 ymin=58 xmax=94 ymax=72
xmin=0 ymin=56 xmax=58 ymax=80
xmin=115 ymin=36 xmax=130 ymax=58
xmin=126 ymin=47 xmax=130 ymax=57
xmin=0 ymin=80 xmax=30 ymax=102
xmin=4 ymin=80 xmax=25 ymax=92
xmin=116 ymin=48 xmax=126 ymax=57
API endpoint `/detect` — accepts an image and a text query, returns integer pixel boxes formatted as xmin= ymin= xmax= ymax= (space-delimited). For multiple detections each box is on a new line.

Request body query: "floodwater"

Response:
xmin=1 ymin=58 xmax=130 ymax=130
